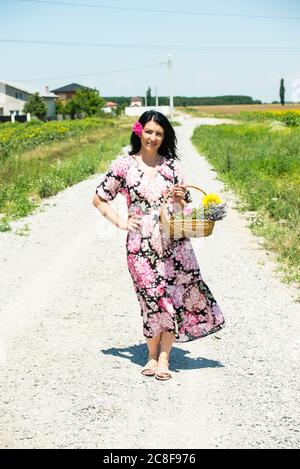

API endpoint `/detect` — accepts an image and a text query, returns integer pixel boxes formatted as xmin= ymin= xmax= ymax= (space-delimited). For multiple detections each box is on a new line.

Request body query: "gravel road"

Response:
xmin=0 ymin=115 xmax=299 ymax=449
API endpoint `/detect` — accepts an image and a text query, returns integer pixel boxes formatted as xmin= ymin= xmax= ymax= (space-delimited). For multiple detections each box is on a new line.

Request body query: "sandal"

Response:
xmin=155 ymin=360 xmax=172 ymax=381
xmin=141 ymin=358 xmax=158 ymax=377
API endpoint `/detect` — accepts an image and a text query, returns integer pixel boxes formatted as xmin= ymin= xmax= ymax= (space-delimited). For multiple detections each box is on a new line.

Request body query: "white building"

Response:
xmin=102 ymin=101 xmax=118 ymax=114
xmin=0 ymin=81 xmax=58 ymax=118
xmin=125 ymin=105 xmax=171 ymax=117
xmin=129 ymin=96 xmax=143 ymax=107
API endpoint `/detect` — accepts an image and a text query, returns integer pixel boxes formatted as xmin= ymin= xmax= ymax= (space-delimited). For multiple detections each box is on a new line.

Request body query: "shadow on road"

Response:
xmin=101 ymin=343 xmax=224 ymax=371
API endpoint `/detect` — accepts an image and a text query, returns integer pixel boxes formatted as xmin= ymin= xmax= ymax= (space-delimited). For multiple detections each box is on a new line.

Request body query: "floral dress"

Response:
xmin=95 ymin=153 xmax=225 ymax=343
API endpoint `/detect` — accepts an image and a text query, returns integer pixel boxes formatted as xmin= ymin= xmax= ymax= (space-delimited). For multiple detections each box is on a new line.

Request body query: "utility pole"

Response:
xmin=167 ymin=54 xmax=174 ymax=119
xmin=145 ymin=93 xmax=147 ymax=107
xmin=155 ymin=86 xmax=158 ymax=107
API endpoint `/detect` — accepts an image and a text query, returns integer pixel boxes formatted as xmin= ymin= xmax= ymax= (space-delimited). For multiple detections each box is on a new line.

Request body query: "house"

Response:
xmin=50 ymin=83 xmax=97 ymax=102
xmin=0 ymin=81 xmax=58 ymax=119
xmin=129 ymin=96 xmax=143 ymax=107
xmin=104 ymin=101 xmax=118 ymax=109
xmin=42 ymin=86 xmax=58 ymax=118
xmin=102 ymin=101 xmax=118 ymax=114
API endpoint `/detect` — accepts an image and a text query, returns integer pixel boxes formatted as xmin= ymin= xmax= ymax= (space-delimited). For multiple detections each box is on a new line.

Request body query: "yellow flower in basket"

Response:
xmin=202 ymin=193 xmax=222 ymax=208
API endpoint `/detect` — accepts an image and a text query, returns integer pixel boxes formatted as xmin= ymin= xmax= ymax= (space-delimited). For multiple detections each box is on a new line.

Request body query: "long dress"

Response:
xmin=95 ymin=153 xmax=225 ymax=343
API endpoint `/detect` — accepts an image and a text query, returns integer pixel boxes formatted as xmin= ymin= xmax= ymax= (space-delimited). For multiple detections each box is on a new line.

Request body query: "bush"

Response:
xmin=281 ymin=112 xmax=300 ymax=127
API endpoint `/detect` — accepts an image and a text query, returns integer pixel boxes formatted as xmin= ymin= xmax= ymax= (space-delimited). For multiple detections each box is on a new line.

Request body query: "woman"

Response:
xmin=92 ymin=110 xmax=225 ymax=381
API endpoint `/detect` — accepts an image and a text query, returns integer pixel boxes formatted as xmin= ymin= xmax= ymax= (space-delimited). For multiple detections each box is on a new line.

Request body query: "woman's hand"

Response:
xmin=125 ymin=215 xmax=142 ymax=232
xmin=172 ymin=185 xmax=187 ymax=205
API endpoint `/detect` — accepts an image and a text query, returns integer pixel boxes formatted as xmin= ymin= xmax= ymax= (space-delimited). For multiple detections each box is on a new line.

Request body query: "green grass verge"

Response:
xmin=192 ymin=122 xmax=300 ymax=288
xmin=0 ymin=117 xmax=118 ymax=157
xmin=0 ymin=118 xmax=132 ymax=231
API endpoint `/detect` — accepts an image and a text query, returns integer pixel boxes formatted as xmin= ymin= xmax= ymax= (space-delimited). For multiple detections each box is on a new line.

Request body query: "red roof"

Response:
xmin=104 ymin=101 xmax=118 ymax=107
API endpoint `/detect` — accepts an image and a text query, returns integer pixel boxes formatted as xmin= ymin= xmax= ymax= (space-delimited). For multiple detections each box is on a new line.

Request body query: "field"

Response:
xmin=0 ymin=116 xmax=134 ymax=231
xmin=178 ymin=103 xmax=300 ymax=117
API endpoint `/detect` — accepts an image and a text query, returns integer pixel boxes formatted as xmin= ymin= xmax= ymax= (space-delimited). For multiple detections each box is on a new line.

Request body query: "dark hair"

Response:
xmin=128 ymin=110 xmax=180 ymax=160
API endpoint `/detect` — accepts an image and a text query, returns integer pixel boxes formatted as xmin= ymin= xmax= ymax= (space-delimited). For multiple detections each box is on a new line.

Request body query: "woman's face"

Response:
xmin=140 ymin=119 xmax=164 ymax=153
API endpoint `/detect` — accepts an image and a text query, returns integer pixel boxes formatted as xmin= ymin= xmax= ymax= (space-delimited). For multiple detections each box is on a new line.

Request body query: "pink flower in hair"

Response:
xmin=132 ymin=121 xmax=143 ymax=137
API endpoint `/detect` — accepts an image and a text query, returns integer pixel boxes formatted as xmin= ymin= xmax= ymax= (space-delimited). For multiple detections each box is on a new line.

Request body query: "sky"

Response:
xmin=1 ymin=0 xmax=300 ymax=102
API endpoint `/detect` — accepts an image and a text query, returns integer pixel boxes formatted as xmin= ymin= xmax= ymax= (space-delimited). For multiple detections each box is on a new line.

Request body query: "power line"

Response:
xmin=1 ymin=38 xmax=300 ymax=52
xmin=10 ymin=62 xmax=165 ymax=83
xmin=14 ymin=0 xmax=300 ymax=21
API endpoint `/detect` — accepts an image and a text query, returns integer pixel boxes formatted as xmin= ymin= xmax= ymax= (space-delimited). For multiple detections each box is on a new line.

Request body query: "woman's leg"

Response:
xmin=141 ymin=333 xmax=162 ymax=375
xmin=159 ymin=331 xmax=175 ymax=361
xmin=146 ymin=332 xmax=162 ymax=359
xmin=156 ymin=331 xmax=175 ymax=378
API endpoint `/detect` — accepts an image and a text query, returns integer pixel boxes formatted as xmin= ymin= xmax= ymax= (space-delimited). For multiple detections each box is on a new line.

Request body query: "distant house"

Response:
xmin=51 ymin=83 xmax=97 ymax=102
xmin=104 ymin=101 xmax=118 ymax=109
xmin=102 ymin=101 xmax=118 ymax=114
xmin=130 ymin=96 xmax=143 ymax=107
xmin=0 ymin=81 xmax=58 ymax=119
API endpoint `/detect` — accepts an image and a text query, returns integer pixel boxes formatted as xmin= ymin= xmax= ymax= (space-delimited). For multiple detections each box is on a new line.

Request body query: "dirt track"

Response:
xmin=0 ymin=115 xmax=299 ymax=449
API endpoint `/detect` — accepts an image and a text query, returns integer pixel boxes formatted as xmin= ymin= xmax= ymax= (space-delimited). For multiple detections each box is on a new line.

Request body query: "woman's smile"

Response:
xmin=140 ymin=119 xmax=164 ymax=152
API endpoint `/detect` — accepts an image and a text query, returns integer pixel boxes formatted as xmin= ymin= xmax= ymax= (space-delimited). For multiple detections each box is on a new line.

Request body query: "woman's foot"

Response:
xmin=155 ymin=358 xmax=172 ymax=381
xmin=141 ymin=357 xmax=158 ymax=376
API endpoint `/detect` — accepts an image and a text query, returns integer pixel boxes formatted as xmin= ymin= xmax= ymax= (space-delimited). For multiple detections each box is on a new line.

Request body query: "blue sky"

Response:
xmin=1 ymin=0 xmax=300 ymax=102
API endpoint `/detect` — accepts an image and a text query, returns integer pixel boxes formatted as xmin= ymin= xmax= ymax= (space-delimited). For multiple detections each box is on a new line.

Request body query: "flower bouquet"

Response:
xmin=174 ymin=193 xmax=228 ymax=222
xmin=160 ymin=185 xmax=227 ymax=239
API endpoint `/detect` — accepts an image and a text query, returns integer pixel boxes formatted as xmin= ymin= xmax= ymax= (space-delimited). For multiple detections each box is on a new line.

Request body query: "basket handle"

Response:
xmin=161 ymin=184 xmax=208 ymax=210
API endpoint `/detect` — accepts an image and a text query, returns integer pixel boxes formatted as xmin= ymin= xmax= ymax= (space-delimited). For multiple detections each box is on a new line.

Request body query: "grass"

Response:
xmin=0 ymin=116 xmax=134 ymax=231
xmin=0 ymin=117 xmax=118 ymax=157
xmin=192 ymin=121 xmax=300 ymax=289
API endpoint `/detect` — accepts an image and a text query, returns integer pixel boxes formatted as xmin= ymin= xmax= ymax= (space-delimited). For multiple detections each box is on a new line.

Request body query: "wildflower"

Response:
xmin=204 ymin=202 xmax=228 ymax=221
xmin=202 ymin=193 xmax=222 ymax=208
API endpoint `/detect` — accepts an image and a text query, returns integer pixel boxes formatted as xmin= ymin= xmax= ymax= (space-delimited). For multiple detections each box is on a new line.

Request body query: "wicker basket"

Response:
xmin=160 ymin=185 xmax=215 ymax=239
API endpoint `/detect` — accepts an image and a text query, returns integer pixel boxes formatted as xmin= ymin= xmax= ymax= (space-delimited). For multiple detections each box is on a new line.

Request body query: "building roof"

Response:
xmin=0 ymin=80 xmax=58 ymax=98
xmin=104 ymin=101 xmax=118 ymax=107
xmin=50 ymin=83 xmax=96 ymax=93
xmin=130 ymin=96 xmax=142 ymax=102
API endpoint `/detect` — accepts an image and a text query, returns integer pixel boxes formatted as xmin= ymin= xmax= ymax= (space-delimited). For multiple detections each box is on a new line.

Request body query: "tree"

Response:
xmin=146 ymin=86 xmax=152 ymax=106
xmin=64 ymin=99 xmax=77 ymax=119
xmin=280 ymin=78 xmax=285 ymax=106
xmin=23 ymin=92 xmax=47 ymax=120
xmin=115 ymin=102 xmax=126 ymax=116
xmin=55 ymin=99 xmax=65 ymax=115
xmin=65 ymin=87 xmax=105 ymax=118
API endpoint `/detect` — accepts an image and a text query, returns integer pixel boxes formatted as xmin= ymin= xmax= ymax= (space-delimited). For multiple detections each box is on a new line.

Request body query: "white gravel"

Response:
xmin=0 ymin=115 xmax=299 ymax=449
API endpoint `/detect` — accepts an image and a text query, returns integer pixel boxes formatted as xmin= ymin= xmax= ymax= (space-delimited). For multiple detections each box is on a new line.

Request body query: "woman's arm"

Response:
xmin=93 ymin=194 xmax=127 ymax=230
xmin=92 ymin=194 xmax=141 ymax=232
